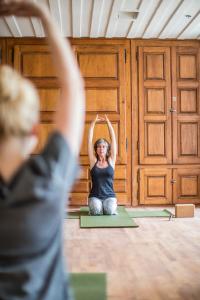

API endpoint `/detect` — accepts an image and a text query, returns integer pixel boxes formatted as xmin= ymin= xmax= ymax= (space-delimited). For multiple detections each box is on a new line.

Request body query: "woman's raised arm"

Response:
xmin=105 ymin=115 xmax=117 ymax=166
xmin=88 ymin=115 xmax=99 ymax=169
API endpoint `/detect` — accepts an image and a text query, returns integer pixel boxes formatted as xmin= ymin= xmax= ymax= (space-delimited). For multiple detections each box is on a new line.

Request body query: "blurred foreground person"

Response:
xmin=0 ymin=0 xmax=85 ymax=299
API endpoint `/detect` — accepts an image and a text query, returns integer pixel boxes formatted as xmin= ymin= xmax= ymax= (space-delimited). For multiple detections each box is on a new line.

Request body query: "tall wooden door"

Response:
xmin=137 ymin=43 xmax=200 ymax=205
xmin=172 ymin=46 xmax=200 ymax=164
xmin=71 ymin=41 xmax=131 ymax=205
xmin=138 ymin=47 xmax=172 ymax=164
xmin=11 ymin=40 xmax=131 ymax=206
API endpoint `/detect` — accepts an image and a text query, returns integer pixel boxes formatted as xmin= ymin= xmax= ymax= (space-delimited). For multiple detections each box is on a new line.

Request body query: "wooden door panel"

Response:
xmin=38 ymin=88 xmax=60 ymax=112
xmin=145 ymin=88 xmax=165 ymax=114
xmin=145 ymin=53 xmax=164 ymax=80
xmin=85 ymin=88 xmax=119 ymax=112
xmin=22 ymin=53 xmax=55 ymax=78
xmin=178 ymin=54 xmax=197 ymax=80
xmin=139 ymin=168 xmax=172 ymax=205
xmin=178 ymin=121 xmax=199 ymax=156
xmin=14 ymin=45 xmax=57 ymax=79
xmin=172 ymin=47 xmax=200 ymax=163
xmin=178 ymin=88 xmax=198 ymax=113
xmin=146 ymin=122 xmax=165 ymax=155
xmin=173 ymin=168 xmax=200 ymax=204
xmin=78 ymin=53 xmax=118 ymax=78
xmin=139 ymin=47 xmax=172 ymax=164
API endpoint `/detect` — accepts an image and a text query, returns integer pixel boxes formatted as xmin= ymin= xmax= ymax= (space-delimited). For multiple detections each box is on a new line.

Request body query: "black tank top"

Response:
xmin=89 ymin=161 xmax=116 ymax=200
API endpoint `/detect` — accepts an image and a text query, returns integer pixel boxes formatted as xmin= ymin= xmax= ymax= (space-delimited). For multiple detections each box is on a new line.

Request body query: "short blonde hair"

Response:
xmin=0 ymin=65 xmax=39 ymax=140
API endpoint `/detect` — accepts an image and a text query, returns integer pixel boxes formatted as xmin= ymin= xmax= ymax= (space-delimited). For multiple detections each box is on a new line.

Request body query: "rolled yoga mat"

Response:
xmin=70 ymin=273 xmax=106 ymax=300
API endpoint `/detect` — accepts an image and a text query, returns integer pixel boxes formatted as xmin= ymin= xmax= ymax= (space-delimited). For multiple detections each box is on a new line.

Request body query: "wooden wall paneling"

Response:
xmin=13 ymin=43 xmax=59 ymax=156
xmin=131 ymin=41 xmax=139 ymax=206
xmin=172 ymin=46 xmax=200 ymax=164
xmin=9 ymin=38 xmax=131 ymax=206
xmin=71 ymin=40 xmax=131 ymax=205
xmin=6 ymin=38 xmax=47 ymax=67
xmin=138 ymin=46 xmax=172 ymax=164
xmin=0 ymin=39 xmax=6 ymax=64
xmin=139 ymin=168 xmax=172 ymax=205
xmin=173 ymin=168 xmax=200 ymax=204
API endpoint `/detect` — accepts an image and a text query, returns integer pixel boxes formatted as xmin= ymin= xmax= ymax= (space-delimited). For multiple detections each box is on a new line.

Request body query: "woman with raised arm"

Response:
xmin=88 ymin=114 xmax=117 ymax=215
xmin=0 ymin=1 xmax=85 ymax=299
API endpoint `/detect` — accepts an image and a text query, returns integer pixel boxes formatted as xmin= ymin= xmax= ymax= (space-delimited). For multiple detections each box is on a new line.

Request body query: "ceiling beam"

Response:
xmin=72 ymin=0 xmax=82 ymax=37
xmin=49 ymin=0 xmax=62 ymax=34
xmin=178 ymin=10 xmax=200 ymax=39
xmin=4 ymin=16 xmax=22 ymax=37
xmin=0 ymin=18 xmax=12 ymax=36
xmin=106 ymin=0 xmax=124 ymax=38
xmin=127 ymin=0 xmax=160 ymax=38
xmin=30 ymin=17 xmax=45 ymax=37
xmin=142 ymin=0 xmax=182 ymax=39
xmin=60 ymin=0 xmax=72 ymax=37
xmin=90 ymin=0 xmax=104 ymax=37
xmin=159 ymin=0 xmax=200 ymax=39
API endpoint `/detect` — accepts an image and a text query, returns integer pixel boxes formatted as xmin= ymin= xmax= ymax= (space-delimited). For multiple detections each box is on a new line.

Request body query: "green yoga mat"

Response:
xmin=80 ymin=215 xmax=138 ymax=228
xmin=127 ymin=209 xmax=173 ymax=218
xmin=80 ymin=206 xmax=138 ymax=228
xmin=80 ymin=205 xmax=126 ymax=213
xmin=70 ymin=273 xmax=106 ymax=300
xmin=66 ymin=210 xmax=88 ymax=219
xmin=66 ymin=206 xmax=127 ymax=219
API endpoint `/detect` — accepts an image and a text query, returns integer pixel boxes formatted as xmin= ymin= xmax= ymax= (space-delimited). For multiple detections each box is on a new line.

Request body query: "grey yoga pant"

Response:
xmin=88 ymin=197 xmax=117 ymax=215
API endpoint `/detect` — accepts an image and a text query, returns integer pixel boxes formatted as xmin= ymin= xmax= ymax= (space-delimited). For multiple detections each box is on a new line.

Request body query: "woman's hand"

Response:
xmin=93 ymin=114 xmax=105 ymax=124
xmin=104 ymin=114 xmax=111 ymax=126
xmin=0 ymin=0 xmax=46 ymax=18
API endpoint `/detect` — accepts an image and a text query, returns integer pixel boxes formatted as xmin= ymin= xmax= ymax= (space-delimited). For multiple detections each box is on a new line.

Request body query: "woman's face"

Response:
xmin=96 ymin=142 xmax=108 ymax=158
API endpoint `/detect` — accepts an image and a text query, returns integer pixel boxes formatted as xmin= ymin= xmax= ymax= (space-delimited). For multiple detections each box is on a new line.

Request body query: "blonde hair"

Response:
xmin=0 ymin=65 xmax=39 ymax=140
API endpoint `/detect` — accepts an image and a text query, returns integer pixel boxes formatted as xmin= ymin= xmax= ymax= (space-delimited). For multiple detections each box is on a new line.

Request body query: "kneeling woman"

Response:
xmin=88 ymin=115 xmax=117 ymax=215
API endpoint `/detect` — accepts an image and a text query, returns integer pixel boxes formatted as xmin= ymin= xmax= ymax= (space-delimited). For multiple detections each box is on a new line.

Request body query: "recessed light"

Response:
xmin=118 ymin=11 xmax=139 ymax=20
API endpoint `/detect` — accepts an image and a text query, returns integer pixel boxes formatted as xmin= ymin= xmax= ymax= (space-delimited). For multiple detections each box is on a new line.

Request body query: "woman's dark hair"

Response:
xmin=94 ymin=138 xmax=111 ymax=161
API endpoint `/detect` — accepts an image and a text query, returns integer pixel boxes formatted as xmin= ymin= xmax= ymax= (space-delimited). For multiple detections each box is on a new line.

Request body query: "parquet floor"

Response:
xmin=64 ymin=206 xmax=200 ymax=300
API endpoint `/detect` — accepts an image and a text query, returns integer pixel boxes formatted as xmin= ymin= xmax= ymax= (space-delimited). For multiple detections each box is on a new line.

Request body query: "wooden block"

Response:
xmin=175 ymin=204 xmax=195 ymax=218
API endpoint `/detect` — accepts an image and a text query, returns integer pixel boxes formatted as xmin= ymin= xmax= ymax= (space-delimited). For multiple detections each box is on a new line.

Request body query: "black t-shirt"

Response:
xmin=0 ymin=132 xmax=78 ymax=300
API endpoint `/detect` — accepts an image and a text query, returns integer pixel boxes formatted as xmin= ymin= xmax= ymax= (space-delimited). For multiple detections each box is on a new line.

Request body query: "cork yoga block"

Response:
xmin=175 ymin=204 xmax=195 ymax=218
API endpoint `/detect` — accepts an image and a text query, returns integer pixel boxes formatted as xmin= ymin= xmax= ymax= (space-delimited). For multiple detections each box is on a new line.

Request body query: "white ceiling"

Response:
xmin=0 ymin=0 xmax=199 ymax=39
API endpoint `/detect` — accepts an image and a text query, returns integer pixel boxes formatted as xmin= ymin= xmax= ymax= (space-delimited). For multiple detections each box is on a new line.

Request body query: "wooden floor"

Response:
xmin=64 ymin=207 xmax=200 ymax=300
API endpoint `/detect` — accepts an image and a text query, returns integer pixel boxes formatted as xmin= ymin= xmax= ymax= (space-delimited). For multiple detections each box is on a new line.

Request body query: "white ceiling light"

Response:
xmin=118 ymin=11 xmax=139 ymax=20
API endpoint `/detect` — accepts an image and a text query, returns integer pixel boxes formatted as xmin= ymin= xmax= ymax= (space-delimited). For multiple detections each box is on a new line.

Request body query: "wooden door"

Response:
xmin=71 ymin=41 xmax=131 ymax=205
xmin=12 ymin=41 xmax=131 ymax=206
xmin=139 ymin=168 xmax=172 ymax=204
xmin=173 ymin=168 xmax=200 ymax=204
xmin=138 ymin=47 xmax=172 ymax=164
xmin=172 ymin=46 xmax=200 ymax=164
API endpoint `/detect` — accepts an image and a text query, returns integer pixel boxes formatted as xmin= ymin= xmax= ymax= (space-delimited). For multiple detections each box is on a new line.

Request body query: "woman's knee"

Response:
xmin=103 ymin=198 xmax=117 ymax=215
xmin=88 ymin=198 xmax=103 ymax=215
